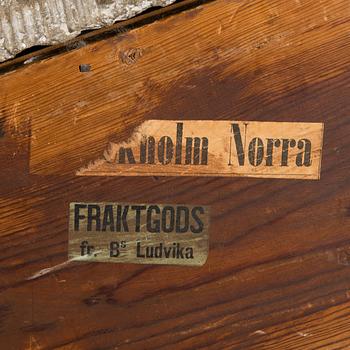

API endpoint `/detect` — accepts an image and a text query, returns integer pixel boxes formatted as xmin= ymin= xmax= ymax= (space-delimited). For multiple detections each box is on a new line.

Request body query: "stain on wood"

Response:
xmin=0 ymin=0 xmax=350 ymax=349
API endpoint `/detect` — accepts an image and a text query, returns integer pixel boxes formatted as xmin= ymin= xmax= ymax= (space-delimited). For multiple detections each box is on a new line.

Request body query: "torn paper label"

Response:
xmin=77 ymin=120 xmax=324 ymax=179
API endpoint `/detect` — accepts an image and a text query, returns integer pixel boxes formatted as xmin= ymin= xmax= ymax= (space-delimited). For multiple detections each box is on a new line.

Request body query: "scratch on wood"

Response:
xmin=26 ymin=252 xmax=102 ymax=281
xmin=217 ymin=23 xmax=222 ymax=35
xmin=25 ymin=335 xmax=41 ymax=350
xmin=0 ymin=116 xmax=5 ymax=137
xmin=297 ymin=331 xmax=311 ymax=337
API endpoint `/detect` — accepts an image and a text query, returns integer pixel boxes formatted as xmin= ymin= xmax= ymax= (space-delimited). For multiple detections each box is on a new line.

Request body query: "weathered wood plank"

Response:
xmin=0 ymin=0 xmax=350 ymax=349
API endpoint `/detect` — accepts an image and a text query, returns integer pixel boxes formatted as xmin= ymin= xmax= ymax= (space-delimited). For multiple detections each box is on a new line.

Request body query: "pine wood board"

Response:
xmin=0 ymin=0 xmax=350 ymax=349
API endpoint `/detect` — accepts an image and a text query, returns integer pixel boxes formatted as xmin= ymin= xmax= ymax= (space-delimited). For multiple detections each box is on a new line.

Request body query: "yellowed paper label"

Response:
xmin=69 ymin=202 xmax=209 ymax=266
xmin=78 ymin=120 xmax=324 ymax=179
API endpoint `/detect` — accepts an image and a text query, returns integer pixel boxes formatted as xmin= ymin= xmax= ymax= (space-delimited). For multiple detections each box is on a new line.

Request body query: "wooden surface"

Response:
xmin=1 ymin=0 xmax=350 ymax=348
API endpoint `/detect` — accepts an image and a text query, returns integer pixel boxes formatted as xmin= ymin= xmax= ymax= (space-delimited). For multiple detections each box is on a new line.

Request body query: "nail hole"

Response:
xmin=79 ymin=64 xmax=91 ymax=72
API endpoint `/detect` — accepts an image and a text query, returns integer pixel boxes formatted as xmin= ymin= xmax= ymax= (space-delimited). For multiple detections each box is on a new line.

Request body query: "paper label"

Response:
xmin=77 ymin=120 xmax=324 ymax=179
xmin=69 ymin=202 xmax=209 ymax=266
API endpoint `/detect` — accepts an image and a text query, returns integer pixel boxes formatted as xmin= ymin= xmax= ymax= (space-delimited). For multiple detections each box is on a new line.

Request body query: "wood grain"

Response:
xmin=1 ymin=0 xmax=350 ymax=349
